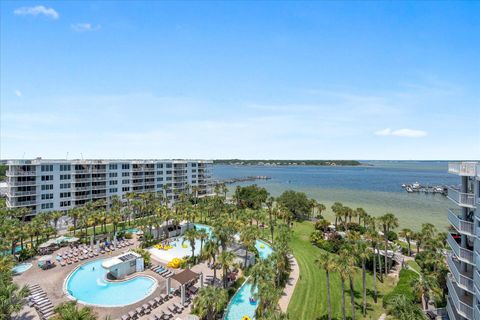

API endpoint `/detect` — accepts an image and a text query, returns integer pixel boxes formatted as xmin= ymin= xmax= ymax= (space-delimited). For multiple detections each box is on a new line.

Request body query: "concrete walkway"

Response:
xmin=278 ymin=254 xmax=299 ymax=312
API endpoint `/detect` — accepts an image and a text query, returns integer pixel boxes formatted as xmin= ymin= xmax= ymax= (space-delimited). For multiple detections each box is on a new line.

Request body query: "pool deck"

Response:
xmin=13 ymin=238 xmax=168 ymax=319
xmin=14 ymin=237 xmax=222 ymax=320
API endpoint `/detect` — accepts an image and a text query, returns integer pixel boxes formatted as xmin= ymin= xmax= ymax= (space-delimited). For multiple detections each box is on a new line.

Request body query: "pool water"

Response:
xmin=224 ymin=282 xmax=258 ymax=320
xmin=125 ymin=228 xmax=140 ymax=234
xmin=12 ymin=263 xmax=32 ymax=274
xmin=224 ymin=241 xmax=273 ymax=320
xmin=65 ymin=259 xmax=157 ymax=307
xmin=255 ymin=240 xmax=273 ymax=260
xmin=148 ymin=224 xmax=212 ymax=262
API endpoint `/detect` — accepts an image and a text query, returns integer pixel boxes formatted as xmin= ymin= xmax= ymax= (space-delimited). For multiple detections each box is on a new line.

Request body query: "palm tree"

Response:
xmin=218 ymin=250 xmax=235 ymax=288
xmin=197 ymin=228 xmax=209 ymax=255
xmin=0 ymin=281 xmax=28 ymax=320
xmin=355 ymin=240 xmax=369 ymax=315
xmin=51 ymin=211 xmax=63 ymax=230
xmin=339 ymin=247 xmax=356 ymax=320
xmin=182 ymin=228 xmax=199 ymax=261
xmin=52 ymin=301 xmax=97 ymax=320
xmin=378 ymin=213 xmax=399 ymax=276
xmin=192 ymin=286 xmax=228 ymax=320
xmin=203 ymin=240 xmax=219 ymax=285
xmin=337 ymin=252 xmax=351 ymax=320
xmin=365 ymin=229 xmax=379 ymax=302
xmin=331 ymin=202 xmax=343 ymax=229
xmin=356 ymin=208 xmax=367 ymax=225
xmin=240 ymin=225 xmax=257 ymax=268
xmin=315 ymin=251 xmax=336 ymax=320
xmin=317 ymin=203 xmax=326 ymax=218
xmin=399 ymin=228 xmax=413 ymax=256
xmin=67 ymin=207 xmax=81 ymax=235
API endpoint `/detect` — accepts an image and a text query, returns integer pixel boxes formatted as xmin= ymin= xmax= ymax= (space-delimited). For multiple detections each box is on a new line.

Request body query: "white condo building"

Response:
xmin=446 ymin=162 xmax=480 ymax=320
xmin=5 ymin=159 xmax=212 ymax=218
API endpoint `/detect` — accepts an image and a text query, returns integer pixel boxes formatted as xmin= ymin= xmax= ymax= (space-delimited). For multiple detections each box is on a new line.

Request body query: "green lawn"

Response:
xmin=287 ymin=221 xmax=396 ymax=320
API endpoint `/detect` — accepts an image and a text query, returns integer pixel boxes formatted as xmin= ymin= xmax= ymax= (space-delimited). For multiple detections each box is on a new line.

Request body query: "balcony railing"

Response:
xmin=447 ymin=254 xmax=474 ymax=293
xmin=475 ymin=303 xmax=480 ymax=320
xmin=447 ymin=274 xmax=474 ymax=319
xmin=7 ymin=190 xmax=37 ymax=197
xmin=449 ymin=162 xmax=478 ymax=176
xmin=473 ymin=270 xmax=480 ymax=295
xmin=74 ymin=169 xmax=90 ymax=174
xmin=449 ymin=209 xmax=475 ymax=236
xmin=74 ymin=178 xmax=91 ymax=183
xmin=73 ymin=194 xmax=91 ymax=200
xmin=73 ymin=186 xmax=90 ymax=191
xmin=448 ymin=188 xmax=476 ymax=208
xmin=448 ymin=233 xmax=475 ymax=265
xmin=7 ymin=199 xmax=37 ymax=207
xmin=6 ymin=170 xmax=36 ymax=177
xmin=8 ymin=180 xmax=37 ymax=186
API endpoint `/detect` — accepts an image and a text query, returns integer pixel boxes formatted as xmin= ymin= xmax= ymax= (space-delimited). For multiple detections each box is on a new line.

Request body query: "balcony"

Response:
xmin=91 ymin=168 xmax=106 ymax=173
xmin=92 ymin=177 xmax=107 ymax=181
xmin=475 ymin=304 xmax=480 ymax=320
xmin=474 ymin=270 xmax=480 ymax=295
xmin=73 ymin=186 xmax=90 ymax=191
xmin=447 ymin=254 xmax=474 ymax=293
xmin=7 ymin=190 xmax=37 ymax=197
xmin=447 ymin=274 xmax=474 ymax=319
xmin=74 ymin=178 xmax=91 ymax=183
xmin=8 ymin=180 xmax=37 ymax=186
xmin=448 ymin=233 xmax=475 ymax=265
xmin=74 ymin=169 xmax=90 ymax=174
xmin=6 ymin=170 xmax=37 ymax=177
xmin=448 ymin=188 xmax=476 ymax=208
xmin=449 ymin=209 xmax=475 ymax=236
xmin=91 ymin=184 xmax=107 ymax=190
xmin=73 ymin=194 xmax=91 ymax=200
xmin=449 ymin=162 xmax=478 ymax=177
xmin=7 ymin=199 xmax=37 ymax=207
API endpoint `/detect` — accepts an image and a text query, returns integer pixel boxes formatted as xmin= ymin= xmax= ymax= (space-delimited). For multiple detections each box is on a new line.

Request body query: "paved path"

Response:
xmin=278 ymin=254 xmax=300 ymax=312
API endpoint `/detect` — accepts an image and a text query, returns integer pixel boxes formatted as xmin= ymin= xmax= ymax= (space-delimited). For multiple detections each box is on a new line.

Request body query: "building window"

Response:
xmin=60 ymin=183 xmax=71 ymax=189
xmin=109 ymin=164 xmax=118 ymax=170
xmin=60 ymin=164 xmax=71 ymax=171
xmin=41 ymin=194 xmax=54 ymax=200
xmin=122 ymin=164 xmax=130 ymax=170
xmin=166 ymin=170 xmax=172 ymax=175
xmin=157 ymin=171 xmax=163 ymax=175
xmin=41 ymin=175 xmax=53 ymax=181
xmin=60 ymin=174 xmax=71 ymax=180
xmin=191 ymin=163 xmax=197 ymax=167
xmin=41 ymin=203 xmax=53 ymax=209
xmin=122 ymin=187 xmax=130 ymax=192
xmin=156 ymin=177 xmax=163 ymax=181
xmin=60 ymin=201 xmax=71 ymax=207
xmin=41 ymin=184 xmax=54 ymax=190
xmin=109 ymin=188 xmax=118 ymax=193
xmin=109 ymin=180 xmax=118 ymax=185
xmin=122 ymin=179 xmax=129 ymax=184
xmin=60 ymin=192 xmax=71 ymax=198
xmin=166 ymin=177 xmax=172 ymax=181
xmin=109 ymin=172 xmax=118 ymax=178
xmin=157 ymin=164 xmax=163 ymax=168
xmin=122 ymin=172 xmax=130 ymax=177
xmin=41 ymin=165 xmax=53 ymax=172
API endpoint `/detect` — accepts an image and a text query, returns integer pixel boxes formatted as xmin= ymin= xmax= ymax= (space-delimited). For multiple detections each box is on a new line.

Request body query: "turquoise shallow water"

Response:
xmin=213 ymin=162 xmax=458 ymax=231
xmin=65 ymin=259 xmax=157 ymax=307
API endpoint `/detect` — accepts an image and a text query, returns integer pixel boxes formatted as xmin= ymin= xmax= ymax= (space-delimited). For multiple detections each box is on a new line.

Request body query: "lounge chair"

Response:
xmin=42 ymin=311 xmax=54 ymax=319
xmin=148 ymin=300 xmax=156 ymax=309
xmin=174 ymin=302 xmax=183 ymax=311
xmin=163 ymin=310 xmax=172 ymax=319
xmin=128 ymin=311 xmax=136 ymax=319
xmin=167 ymin=305 xmax=176 ymax=314
xmin=121 ymin=315 xmax=130 ymax=320
xmin=160 ymin=294 xmax=167 ymax=300
xmin=142 ymin=304 xmax=151 ymax=313
xmin=60 ymin=260 xmax=66 ymax=266
xmin=136 ymin=307 xmax=143 ymax=316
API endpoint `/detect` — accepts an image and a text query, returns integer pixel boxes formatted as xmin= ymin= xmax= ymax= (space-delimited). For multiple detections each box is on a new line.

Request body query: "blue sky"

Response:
xmin=1 ymin=1 xmax=479 ymax=160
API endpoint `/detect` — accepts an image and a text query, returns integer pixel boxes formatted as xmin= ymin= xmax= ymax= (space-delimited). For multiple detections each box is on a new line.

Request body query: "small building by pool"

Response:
xmin=102 ymin=252 xmax=144 ymax=280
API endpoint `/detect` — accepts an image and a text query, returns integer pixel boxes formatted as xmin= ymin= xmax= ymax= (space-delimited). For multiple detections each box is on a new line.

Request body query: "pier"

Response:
xmin=213 ymin=176 xmax=271 ymax=185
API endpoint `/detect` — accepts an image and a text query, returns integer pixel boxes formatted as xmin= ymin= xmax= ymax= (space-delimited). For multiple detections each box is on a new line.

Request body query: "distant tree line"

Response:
xmin=214 ymin=159 xmax=362 ymax=166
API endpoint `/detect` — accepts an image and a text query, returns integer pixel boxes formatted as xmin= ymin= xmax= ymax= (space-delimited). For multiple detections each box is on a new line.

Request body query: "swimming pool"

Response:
xmin=148 ymin=224 xmax=212 ymax=263
xmin=255 ymin=239 xmax=273 ymax=260
xmin=65 ymin=259 xmax=157 ymax=307
xmin=224 ymin=240 xmax=273 ymax=320
xmin=12 ymin=263 xmax=32 ymax=275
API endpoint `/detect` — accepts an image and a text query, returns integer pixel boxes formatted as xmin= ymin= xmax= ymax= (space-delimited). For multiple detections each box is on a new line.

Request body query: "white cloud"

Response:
xmin=71 ymin=23 xmax=101 ymax=32
xmin=14 ymin=90 xmax=22 ymax=97
xmin=13 ymin=6 xmax=59 ymax=19
xmin=375 ymin=128 xmax=427 ymax=138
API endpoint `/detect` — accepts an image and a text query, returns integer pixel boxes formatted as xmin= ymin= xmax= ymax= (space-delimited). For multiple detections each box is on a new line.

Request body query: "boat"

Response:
xmin=401 ymin=184 xmax=406 ymax=188
xmin=406 ymin=186 xmax=414 ymax=193
xmin=412 ymin=182 xmax=420 ymax=189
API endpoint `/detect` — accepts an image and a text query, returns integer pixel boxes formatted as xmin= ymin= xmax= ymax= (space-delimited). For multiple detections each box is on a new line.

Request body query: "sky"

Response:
xmin=1 ymin=1 xmax=479 ymax=160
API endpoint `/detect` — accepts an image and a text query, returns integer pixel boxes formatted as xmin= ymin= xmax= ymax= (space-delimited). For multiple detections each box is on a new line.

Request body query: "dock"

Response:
xmin=401 ymin=182 xmax=448 ymax=196
xmin=213 ymin=176 xmax=271 ymax=185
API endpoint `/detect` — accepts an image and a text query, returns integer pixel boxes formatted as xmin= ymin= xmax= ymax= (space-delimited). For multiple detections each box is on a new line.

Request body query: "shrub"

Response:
xmin=387 ymin=231 xmax=398 ymax=241
xmin=124 ymin=232 xmax=133 ymax=239
xmin=383 ymin=269 xmax=419 ymax=307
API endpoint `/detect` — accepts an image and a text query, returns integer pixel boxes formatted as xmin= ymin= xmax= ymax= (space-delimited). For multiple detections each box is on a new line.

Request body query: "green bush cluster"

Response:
xmin=383 ymin=269 xmax=419 ymax=307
